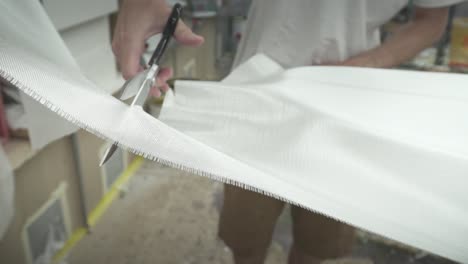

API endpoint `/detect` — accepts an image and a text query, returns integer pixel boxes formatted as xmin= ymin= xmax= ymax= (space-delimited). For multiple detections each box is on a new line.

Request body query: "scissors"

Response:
xmin=100 ymin=3 xmax=182 ymax=166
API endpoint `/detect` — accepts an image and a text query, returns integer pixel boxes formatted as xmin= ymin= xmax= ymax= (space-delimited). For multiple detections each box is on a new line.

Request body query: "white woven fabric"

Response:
xmin=0 ymin=0 xmax=77 ymax=150
xmin=0 ymin=0 xmax=467 ymax=262
xmin=160 ymin=56 xmax=468 ymax=262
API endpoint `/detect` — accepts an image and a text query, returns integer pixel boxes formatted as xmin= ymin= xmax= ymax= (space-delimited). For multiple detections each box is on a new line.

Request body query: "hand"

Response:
xmin=150 ymin=67 xmax=173 ymax=97
xmin=338 ymin=52 xmax=381 ymax=68
xmin=112 ymin=0 xmax=204 ymax=96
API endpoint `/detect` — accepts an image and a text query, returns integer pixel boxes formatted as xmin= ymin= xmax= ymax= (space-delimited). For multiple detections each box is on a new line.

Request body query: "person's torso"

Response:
xmin=233 ymin=0 xmax=408 ymax=68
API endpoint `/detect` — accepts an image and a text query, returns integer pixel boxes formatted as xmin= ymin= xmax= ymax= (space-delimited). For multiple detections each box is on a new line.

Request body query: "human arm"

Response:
xmin=341 ymin=7 xmax=449 ymax=68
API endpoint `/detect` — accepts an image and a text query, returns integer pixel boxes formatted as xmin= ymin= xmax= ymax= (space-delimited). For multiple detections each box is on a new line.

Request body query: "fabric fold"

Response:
xmin=0 ymin=0 xmax=467 ymax=262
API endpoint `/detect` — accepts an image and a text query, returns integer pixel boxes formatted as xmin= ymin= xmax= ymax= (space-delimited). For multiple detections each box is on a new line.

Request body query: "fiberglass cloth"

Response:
xmin=160 ymin=56 xmax=468 ymax=263
xmin=0 ymin=0 xmax=468 ymax=262
xmin=0 ymin=0 xmax=77 ymax=150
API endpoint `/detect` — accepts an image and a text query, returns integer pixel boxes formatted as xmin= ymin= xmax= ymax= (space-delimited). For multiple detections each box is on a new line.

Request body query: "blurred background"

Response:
xmin=1 ymin=0 xmax=467 ymax=263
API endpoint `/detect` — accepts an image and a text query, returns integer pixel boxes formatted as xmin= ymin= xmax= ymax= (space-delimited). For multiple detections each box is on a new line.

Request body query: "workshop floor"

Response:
xmin=68 ymin=162 xmax=456 ymax=264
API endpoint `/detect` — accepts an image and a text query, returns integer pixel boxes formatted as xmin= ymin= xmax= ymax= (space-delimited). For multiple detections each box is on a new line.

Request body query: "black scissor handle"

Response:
xmin=148 ymin=3 xmax=183 ymax=66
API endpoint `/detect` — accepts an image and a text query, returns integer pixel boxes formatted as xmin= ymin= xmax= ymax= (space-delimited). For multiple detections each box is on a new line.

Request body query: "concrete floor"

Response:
xmin=68 ymin=162 xmax=456 ymax=264
xmin=68 ymin=162 xmax=286 ymax=264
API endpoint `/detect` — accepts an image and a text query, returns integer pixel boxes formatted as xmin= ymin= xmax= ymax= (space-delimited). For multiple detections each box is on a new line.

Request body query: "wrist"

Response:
xmin=374 ymin=48 xmax=396 ymax=68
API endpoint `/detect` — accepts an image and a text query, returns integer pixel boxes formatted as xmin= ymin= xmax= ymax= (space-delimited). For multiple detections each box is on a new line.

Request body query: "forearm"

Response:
xmin=343 ymin=7 xmax=449 ymax=68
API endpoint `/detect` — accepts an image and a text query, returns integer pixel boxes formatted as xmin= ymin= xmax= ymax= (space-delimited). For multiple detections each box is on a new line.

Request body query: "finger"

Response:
xmin=149 ymin=67 xmax=172 ymax=98
xmin=174 ymin=21 xmax=204 ymax=47
xmin=158 ymin=67 xmax=173 ymax=83
xmin=154 ymin=68 xmax=172 ymax=87
xmin=120 ymin=41 xmax=145 ymax=80
xmin=114 ymin=32 xmax=146 ymax=80
xmin=150 ymin=83 xmax=169 ymax=96
xmin=150 ymin=86 xmax=161 ymax=98
xmin=160 ymin=83 xmax=170 ymax=92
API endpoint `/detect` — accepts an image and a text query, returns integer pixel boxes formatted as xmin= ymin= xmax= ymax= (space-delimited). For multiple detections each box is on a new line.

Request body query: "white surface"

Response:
xmin=161 ymin=57 xmax=468 ymax=263
xmin=234 ymin=0 xmax=466 ymax=68
xmin=1 ymin=0 xmax=468 ymax=262
xmin=42 ymin=0 xmax=118 ymax=30
xmin=60 ymin=17 xmax=124 ymax=93
xmin=0 ymin=0 xmax=77 ymax=150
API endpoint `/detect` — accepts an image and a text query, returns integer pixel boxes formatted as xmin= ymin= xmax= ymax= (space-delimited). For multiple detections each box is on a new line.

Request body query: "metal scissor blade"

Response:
xmin=100 ymin=66 xmax=158 ymax=166
xmin=100 ymin=4 xmax=180 ymax=166
xmin=99 ymin=143 xmax=118 ymax=166
xmin=131 ymin=65 xmax=159 ymax=107
xmin=114 ymin=78 xmax=132 ymax=100
xmin=118 ymin=70 xmax=149 ymax=100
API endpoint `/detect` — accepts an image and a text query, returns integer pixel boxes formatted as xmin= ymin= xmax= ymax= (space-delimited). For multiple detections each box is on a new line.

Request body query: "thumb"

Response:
xmin=174 ymin=20 xmax=204 ymax=47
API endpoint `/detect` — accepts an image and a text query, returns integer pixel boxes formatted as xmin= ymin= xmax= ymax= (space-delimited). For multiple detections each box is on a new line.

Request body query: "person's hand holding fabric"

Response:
xmin=112 ymin=0 xmax=204 ymax=97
